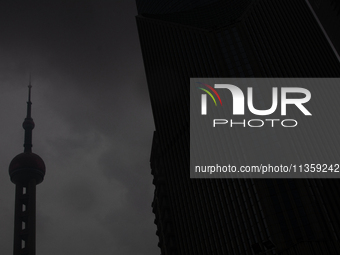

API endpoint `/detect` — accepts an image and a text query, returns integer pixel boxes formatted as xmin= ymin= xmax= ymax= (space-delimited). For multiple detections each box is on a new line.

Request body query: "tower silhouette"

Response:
xmin=9 ymin=81 xmax=46 ymax=255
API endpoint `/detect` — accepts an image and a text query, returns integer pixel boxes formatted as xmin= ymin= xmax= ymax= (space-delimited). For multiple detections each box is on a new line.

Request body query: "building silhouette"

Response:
xmin=9 ymin=82 xmax=46 ymax=255
xmin=136 ymin=0 xmax=340 ymax=254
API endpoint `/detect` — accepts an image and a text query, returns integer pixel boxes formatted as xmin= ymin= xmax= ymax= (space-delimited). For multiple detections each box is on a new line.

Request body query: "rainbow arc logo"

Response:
xmin=197 ymin=82 xmax=222 ymax=115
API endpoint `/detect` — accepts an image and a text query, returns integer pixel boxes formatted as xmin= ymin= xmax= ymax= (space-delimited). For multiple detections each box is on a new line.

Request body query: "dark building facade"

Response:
xmin=136 ymin=0 xmax=340 ymax=254
xmin=9 ymin=84 xmax=46 ymax=255
xmin=308 ymin=0 xmax=340 ymax=56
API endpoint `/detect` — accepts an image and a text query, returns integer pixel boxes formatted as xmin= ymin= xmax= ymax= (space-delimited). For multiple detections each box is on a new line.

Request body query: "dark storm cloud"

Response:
xmin=61 ymin=180 xmax=98 ymax=212
xmin=0 ymin=1 xmax=158 ymax=254
xmin=0 ymin=1 xmax=141 ymax=88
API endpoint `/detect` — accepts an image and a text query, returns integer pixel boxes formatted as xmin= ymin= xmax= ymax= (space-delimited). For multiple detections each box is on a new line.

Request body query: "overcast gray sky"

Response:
xmin=0 ymin=1 xmax=159 ymax=254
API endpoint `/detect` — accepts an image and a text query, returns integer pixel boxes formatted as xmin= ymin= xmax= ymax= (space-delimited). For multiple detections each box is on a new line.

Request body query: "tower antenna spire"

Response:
xmin=28 ymin=74 xmax=32 ymax=103
xmin=23 ymin=77 xmax=35 ymax=152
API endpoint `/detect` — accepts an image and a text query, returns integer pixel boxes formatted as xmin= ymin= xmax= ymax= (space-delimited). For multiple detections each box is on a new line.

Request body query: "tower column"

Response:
xmin=13 ymin=183 xmax=24 ymax=255
xmin=13 ymin=179 xmax=37 ymax=255
xmin=26 ymin=178 xmax=36 ymax=255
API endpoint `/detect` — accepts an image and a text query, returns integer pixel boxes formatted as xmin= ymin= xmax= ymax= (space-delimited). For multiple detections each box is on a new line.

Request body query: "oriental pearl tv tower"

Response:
xmin=8 ymin=80 xmax=46 ymax=255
